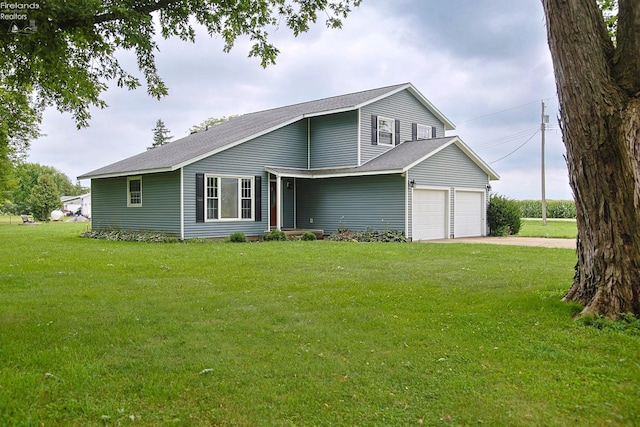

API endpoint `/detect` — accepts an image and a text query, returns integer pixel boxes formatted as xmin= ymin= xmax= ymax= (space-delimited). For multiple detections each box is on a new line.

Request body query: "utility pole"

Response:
xmin=541 ymin=101 xmax=548 ymax=226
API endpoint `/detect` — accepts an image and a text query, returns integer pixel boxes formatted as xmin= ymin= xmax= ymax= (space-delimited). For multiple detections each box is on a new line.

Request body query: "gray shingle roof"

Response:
xmin=265 ymin=136 xmax=499 ymax=181
xmin=266 ymin=137 xmax=455 ymax=177
xmin=79 ymin=83 xmax=430 ymax=179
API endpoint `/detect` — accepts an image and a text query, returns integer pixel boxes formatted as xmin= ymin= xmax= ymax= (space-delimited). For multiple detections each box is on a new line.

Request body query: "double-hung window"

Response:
xmin=205 ymin=175 xmax=253 ymax=220
xmin=127 ymin=176 xmax=142 ymax=207
xmin=377 ymin=116 xmax=395 ymax=145
xmin=417 ymin=124 xmax=433 ymax=140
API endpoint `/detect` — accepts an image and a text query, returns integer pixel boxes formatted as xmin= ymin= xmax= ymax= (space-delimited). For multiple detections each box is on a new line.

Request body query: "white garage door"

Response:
xmin=412 ymin=189 xmax=447 ymax=240
xmin=454 ymin=191 xmax=484 ymax=238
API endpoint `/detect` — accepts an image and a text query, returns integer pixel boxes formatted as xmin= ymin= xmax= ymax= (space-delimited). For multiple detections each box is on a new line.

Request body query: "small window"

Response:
xmin=417 ymin=124 xmax=432 ymax=140
xmin=127 ymin=176 xmax=142 ymax=207
xmin=205 ymin=175 xmax=254 ymax=221
xmin=378 ymin=116 xmax=395 ymax=145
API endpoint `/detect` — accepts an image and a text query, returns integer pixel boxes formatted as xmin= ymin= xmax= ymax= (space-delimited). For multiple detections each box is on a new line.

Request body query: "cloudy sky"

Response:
xmin=28 ymin=0 xmax=571 ymax=200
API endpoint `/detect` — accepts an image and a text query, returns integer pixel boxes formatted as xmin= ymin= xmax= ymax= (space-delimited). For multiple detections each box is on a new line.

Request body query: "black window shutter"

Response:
xmin=412 ymin=123 xmax=418 ymax=140
xmin=371 ymin=115 xmax=378 ymax=145
xmin=432 ymin=126 xmax=437 ymax=138
xmin=395 ymin=119 xmax=401 ymax=145
xmin=195 ymin=173 xmax=204 ymax=223
xmin=254 ymin=175 xmax=262 ymax=222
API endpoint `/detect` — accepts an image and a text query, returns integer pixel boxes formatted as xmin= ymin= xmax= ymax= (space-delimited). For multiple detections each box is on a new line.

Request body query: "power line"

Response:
xmin=474 ymin=128 xmax=539 ymax=151
xmin=489 ymin=130 xmax=540 ymax=164
xmin=458 ymin=97 xmax=556 ymax=124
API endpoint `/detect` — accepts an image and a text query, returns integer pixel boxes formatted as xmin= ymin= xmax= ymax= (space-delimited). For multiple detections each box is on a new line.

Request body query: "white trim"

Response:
xmin=405 ymin=175 xmax=410 ymax=239
xmin=127 ymin=176 xmax=142 ymax=207
xmin=265 ymin=166 xmax=404 ymax=180
xmin=357 ymin=108 xmax=362 ymax=166
xmin=276 ymin=176 xmax=282 ymax=230
xmin=404 ymin=84 xmax=456 ymax=131
xmin=453 ymin=187 xmax=487 ymax=237
xmin=416 ymin=124 xmax=432 ymax=140
xmin=307 ymin=118 xmax=311 ymax=169
xmin=267 ymin=174 xmax=273 ymax=232
xmin=79 ymin=83 xmax=459 ymax=181
xmin=453 ymin=140 xmax=500 ymax=180
xmin=377 ymin=115 xmax=395 ymax=146
xmin=403 ymin=137 xmax=500 ymax=180
xmin=411 ymin=186 xmax=451 ymax=241
xmin=82 ymin=168 xmax=172 ymax=181
xmin=180 ymin=168 xmax=184 ymax=240
xmin=204 ymin=174 xmax=255 ymax=222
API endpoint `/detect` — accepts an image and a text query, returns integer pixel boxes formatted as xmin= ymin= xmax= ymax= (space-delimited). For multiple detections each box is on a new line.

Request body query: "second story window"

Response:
xmin=378 ymin=116 xmax=395 ymax=145
xmin=417 ymin=124 xmax=433 ymax=140
xmin=413 ymin=123 xmax=437 ymax=140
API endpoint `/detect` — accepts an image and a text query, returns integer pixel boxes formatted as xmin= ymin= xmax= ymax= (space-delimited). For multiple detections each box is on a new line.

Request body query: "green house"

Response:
xmin=79 ymin=83 xmax=499 ymax=240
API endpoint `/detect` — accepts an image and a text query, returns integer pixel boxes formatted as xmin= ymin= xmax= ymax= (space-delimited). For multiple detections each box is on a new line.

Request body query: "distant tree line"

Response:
xmin=1 ymin=163 xmax=86 ymax=221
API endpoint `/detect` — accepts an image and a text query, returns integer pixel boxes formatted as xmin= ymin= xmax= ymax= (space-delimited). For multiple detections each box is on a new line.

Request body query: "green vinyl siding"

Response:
xmin=183 ymin=121 xmax=308 ymax=238
xmin=407 ymin=144 xmax=490 ymax=240
xmin=360 ymin=89 xmax=446 ymax=164
xmin=408 ymin=144 xmax=489 ymax=188
xmin=91 ymin=171 xmax=181 ymax=235
xmin=296 ymin=174 xmax=406 ymax=234
xmin=309 ymin=111 xmax=358 ymax=168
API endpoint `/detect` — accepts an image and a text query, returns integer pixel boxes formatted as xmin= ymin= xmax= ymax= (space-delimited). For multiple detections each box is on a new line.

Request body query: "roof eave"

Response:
xmin=353 ymin=83 xmax=457 ymax=131
xmin=265 ymin=166 xmax=404 ymax=179
xmin=405 ymin=84 xmax=457 ymax=131
xmin=453 ymin=139 xmax=500 ymax=180
xmin=78 ymin=166 xmax=175 ymax=180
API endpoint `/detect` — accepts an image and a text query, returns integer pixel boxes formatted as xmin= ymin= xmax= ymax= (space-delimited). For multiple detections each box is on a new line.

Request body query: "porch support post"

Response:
xmin=276 ymin=175 xmax=282 ymax=230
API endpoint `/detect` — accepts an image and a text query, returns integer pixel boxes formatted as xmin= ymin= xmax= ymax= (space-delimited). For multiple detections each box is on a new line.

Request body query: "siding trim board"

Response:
xmin=180 ymin=168 xmax=185 ymax=240
xmin=403 ymin=137 xmax=499 ymax=181
xmin=266 ymin=166 xmax=404 ymax=180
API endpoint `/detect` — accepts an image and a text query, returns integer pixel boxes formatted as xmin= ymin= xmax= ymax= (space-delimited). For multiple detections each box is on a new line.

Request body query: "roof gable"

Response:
xmin=266 ymin=136 xmax=499 ymax=181
xmin=79 ymin=83 xmax=456 ymax=179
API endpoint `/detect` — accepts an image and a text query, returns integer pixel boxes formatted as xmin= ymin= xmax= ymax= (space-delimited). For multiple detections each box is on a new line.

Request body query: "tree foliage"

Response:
xmin=189 ymin=115 xmax=240 ymax=133
xmin=0 ymin=0 xmax=362 ymax=142
xmin=0 ymin=86 xmax=41 ymax=199
xmin=28 ymin=175 xmax=61 ymax=222
xmin=597 ymin=0 xmax=618 ymax=41
xmin=149 ymin=119 xmax=173 ymax=149
xmin=10 ymin=163 xmax=80 ymax=214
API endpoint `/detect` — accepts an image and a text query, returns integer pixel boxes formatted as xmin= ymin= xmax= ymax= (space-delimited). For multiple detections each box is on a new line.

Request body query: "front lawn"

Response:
xmin=517 ymin=218 xmax=578 ymax=238
xmin=0 ymin=222 xmax=637 ymax=426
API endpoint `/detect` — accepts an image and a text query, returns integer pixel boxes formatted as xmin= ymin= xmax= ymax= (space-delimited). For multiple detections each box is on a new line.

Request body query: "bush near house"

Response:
xmin=228 ymin=232 xmax=247 ymax=243
xmin=487 ymin=194 xmax=522 ymax=236
xmin=261 ymin=229 xmax=287 ymax=241
xmin=328 ymin=228 xmax=407 ymax=242
xmin=516 ymin=199 xmax=576 ymax=218
xmin=301 ymin=231 xmax=317 ymax=241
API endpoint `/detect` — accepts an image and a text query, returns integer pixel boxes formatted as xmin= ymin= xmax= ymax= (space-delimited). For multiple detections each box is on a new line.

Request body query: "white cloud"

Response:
xmin=27 ymin=0 xmax=571 ymax=200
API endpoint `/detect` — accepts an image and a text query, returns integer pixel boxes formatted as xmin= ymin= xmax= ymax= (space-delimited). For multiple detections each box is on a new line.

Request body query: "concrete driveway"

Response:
xmin=426 ymin=236 xmax=576 ymax=249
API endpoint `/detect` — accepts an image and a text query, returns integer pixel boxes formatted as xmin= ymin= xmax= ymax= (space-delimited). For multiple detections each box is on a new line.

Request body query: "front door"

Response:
xmin=270 ymin=181 xmax=277 ymax=227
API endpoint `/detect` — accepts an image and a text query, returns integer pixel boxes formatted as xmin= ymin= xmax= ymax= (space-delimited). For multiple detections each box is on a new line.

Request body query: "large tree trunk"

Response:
xmin=542 ymin=0 xmax=640 ymax=318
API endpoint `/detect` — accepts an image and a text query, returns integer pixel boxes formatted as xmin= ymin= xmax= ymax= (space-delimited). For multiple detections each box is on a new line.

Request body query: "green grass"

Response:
xmin=517 ymin=218 xmax=578 ymax=238
xmin=0 ymin=215 xmax=28 ymax=225
xmin=1 ymin=222 xmax=638 ymax=426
